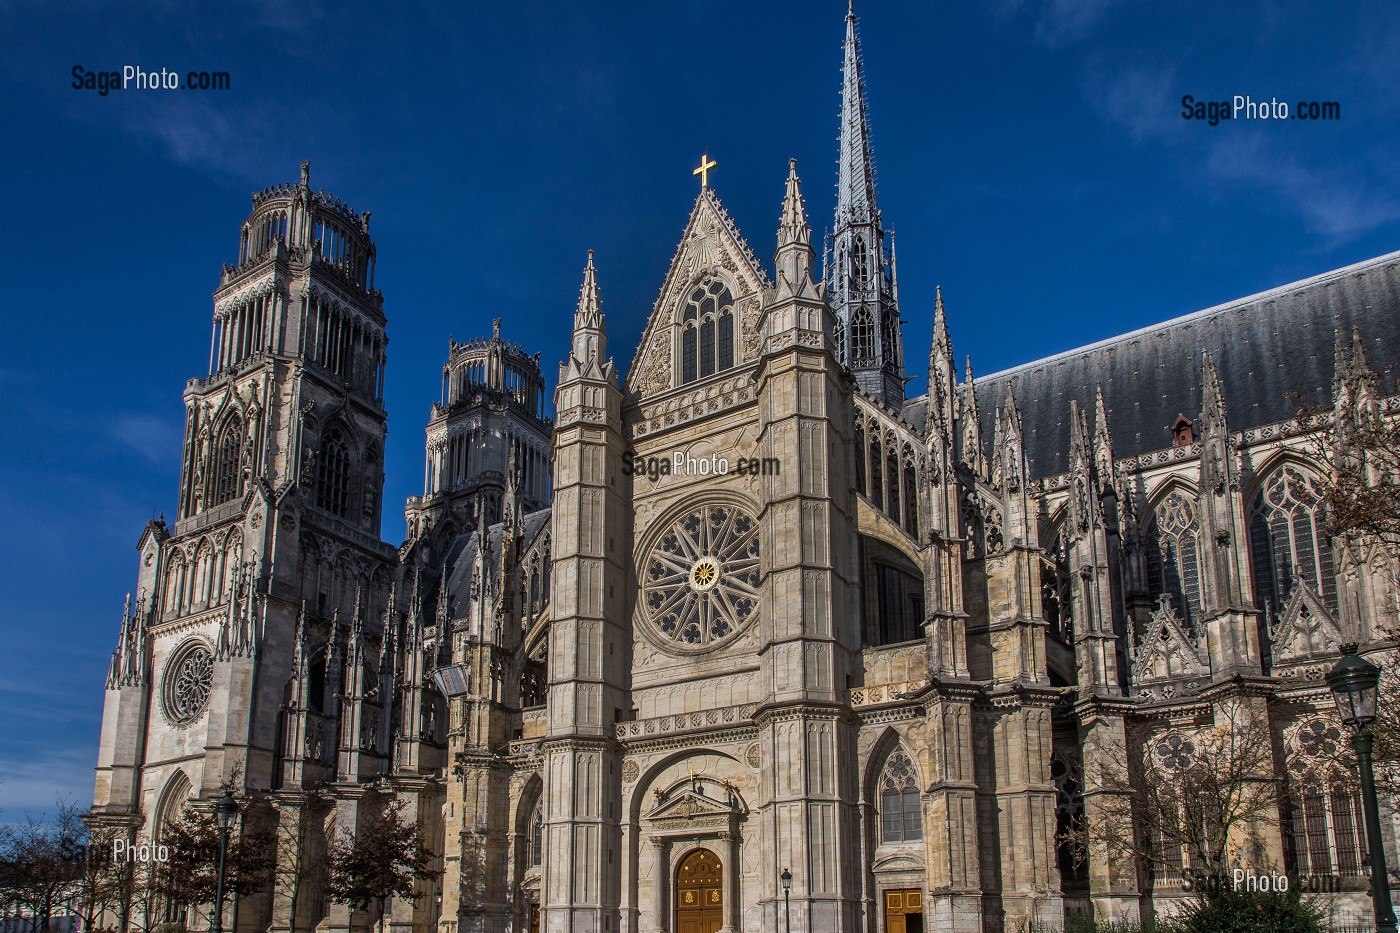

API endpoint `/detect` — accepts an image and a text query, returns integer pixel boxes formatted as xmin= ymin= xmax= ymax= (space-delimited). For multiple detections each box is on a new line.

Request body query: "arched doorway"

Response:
xmin=675 ymin=847 xmax=723 ymax=933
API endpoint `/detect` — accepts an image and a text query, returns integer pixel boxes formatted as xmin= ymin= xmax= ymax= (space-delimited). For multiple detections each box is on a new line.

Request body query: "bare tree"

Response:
xmin=1298 ymin=387 xmax=1400 ymax=798
xmin=270 ymin=794 xmax=329 ymax=933
xmin=67 ymin=808 xmax=131 ymax=933
xmin=1069 ymin=700 xmax=1282 ymax=894
xmin=0 ymin=799 xmax=88 ymax=933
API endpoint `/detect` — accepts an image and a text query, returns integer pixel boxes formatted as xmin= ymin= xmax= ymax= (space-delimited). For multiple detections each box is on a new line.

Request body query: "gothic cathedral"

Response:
xmin=91 ymin=6 xmax=1400 ymax=933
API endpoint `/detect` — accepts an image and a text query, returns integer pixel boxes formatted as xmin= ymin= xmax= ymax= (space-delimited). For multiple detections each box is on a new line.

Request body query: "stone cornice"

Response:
xmin=616 ymin=703 xmax=758 ymax=742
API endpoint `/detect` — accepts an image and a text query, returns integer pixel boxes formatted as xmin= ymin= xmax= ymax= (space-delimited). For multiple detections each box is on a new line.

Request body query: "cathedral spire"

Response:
xmin=838 ymin=1 xmax=878 ymax=227
xmin=828 ymin=1 xmax=904 ymax=407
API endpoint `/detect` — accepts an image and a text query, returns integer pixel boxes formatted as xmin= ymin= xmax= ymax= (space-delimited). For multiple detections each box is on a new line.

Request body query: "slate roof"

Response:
xmin=903 ymin=250 xmax=1400 ymax=480
xmin=444 ymin=508 xmax=551 ymax=617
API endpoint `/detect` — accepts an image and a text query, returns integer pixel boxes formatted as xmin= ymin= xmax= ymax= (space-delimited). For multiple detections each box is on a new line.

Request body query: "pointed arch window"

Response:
xmin=882 ymin=311 xmax=899 ymax=371
xmin=529 ymin=800 xmax=543 ymax=867
xmin=868 ymin=435 xmax=883 ymax=509
xmin=853 ymin=423 xmax=866 ymax=494
xmin=1283 ymin=719 xmax=1366 ymax=880
xmin=1145 ymin=490 xmax=1203 ymax=628
xmin=213 ymin=419 xmax=244 ymax=506
xmin=316 ymin=429 xmax=351 ymax=518
xmin=879 ymin=747 xmax=923 ymax=843
xmin=682 ymin=325 xmax=698 ymax=383
xmin=851 ymin=308 xmax=875 ymax=364
xmin=902 ymin=450 xmax=919 ymax=536
xmin=679 ymin=278 xmax=736 ymax=385
xmin=851 ymin=235 xmax=869 ymax=291
xmin=1249 ymin=464 xmax=1337 ymax=624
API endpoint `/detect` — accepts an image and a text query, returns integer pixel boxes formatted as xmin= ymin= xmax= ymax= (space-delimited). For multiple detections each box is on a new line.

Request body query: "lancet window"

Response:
xmin=879 ymin=747 xmax=923 ymax=843
xmin=1145 ymin=490 xmax=1203 ymax=628
xmin=316 ymin=429 xmax=351 ymax=518
xmin=679 ymin=278 xmax=736 ymax=384
xmin=212 ymin=418 xmax=245 ymax=506
xmin=1249 ymin=463 xmax=1337 ymax=623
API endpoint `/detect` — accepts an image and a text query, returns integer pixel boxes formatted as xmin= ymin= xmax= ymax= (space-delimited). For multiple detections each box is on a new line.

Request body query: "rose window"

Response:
xmin=643 ymin=505 xmax=761 ymax=648
xmin=1153 ymin=733 xmax=1196 ymax=772
xmin=164 ymin=642 xmax=214 ymax=723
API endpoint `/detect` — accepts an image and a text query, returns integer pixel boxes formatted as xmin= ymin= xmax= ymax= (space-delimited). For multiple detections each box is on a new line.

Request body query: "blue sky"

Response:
xmin=1 ymin=0 xmax=1398 ymax=818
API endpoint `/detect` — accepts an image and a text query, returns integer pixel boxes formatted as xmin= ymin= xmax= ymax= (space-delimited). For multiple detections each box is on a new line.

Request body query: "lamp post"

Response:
xmin=780 ymin=868 xmax=792 ymax=933
xmin=212 ymin=791 xmax=240 ymax=933
xmin=1327 ymin=644 xmax=1397 ymax=933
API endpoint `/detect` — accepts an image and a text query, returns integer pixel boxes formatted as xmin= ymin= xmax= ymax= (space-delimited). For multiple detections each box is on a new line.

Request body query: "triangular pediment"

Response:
xmin=1132 ymin=595 xmax=1209 ymax=684
xmin=626 ymin=189 xmax=772 ymax=400
xmin=1271 ymin=578 xmax=1346 ymax=666
xmin=645 ymin=788 xmax=740 ymax=824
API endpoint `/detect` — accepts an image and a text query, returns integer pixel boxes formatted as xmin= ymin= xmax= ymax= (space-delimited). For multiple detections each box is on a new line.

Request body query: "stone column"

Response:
xmin=650 ymin=838 xmax=670 ymax=933
xmin=720 ymin=831 xmax=739 ymax=933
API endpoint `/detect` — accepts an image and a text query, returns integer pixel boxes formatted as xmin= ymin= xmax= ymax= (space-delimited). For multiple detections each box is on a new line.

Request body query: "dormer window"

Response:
xmin=1171 ymin=414 xmax=1195 ymax=447
xmin=680 ymin=277 xmax=735 ymax=385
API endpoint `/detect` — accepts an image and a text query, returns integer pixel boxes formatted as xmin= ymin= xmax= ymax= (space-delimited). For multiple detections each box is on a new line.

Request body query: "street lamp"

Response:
xmin=780 ymin=868 xmax=792 ymax=933
xmin=1327 ymin=644 xmax=1396 ymax=933
xmin=212 ymin=791 xmax=240 ymax=933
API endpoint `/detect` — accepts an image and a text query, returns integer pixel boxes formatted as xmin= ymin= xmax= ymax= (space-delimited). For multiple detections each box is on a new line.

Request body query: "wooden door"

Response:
xmin=675 ymin=848 xmax=723 ymax=933
xmin=884 ymin=888 xmax=923 ymax=933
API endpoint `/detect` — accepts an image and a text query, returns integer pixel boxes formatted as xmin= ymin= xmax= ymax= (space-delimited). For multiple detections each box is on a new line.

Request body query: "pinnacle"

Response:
xmin=932 ymin=287 xmax=950 ymax=346
xmin=778 ymin=158 xmax=810 ymax=247
xmin=575 ymin=250 xmax=602 ymax=322
xmin=1201 ymin=349 xmax=1228 ymax=427
xmin=1351 ymin=326 xmax=1369 ymax=373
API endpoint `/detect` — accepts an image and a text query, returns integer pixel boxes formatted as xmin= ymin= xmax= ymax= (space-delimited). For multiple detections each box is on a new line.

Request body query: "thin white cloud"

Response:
xmin=1206 ymin=134 xmax=1400 ymax=240
xmin=1034 ymin=0 xmax=1119 ymax=45
xmin=1085 ymin=61 xmax=1180 ymax=143
xmin=0 ymin=746 xmax=98 ymax=820
xmin=1084 ymin=59 xmax=1400 ymax=242
xmin=107 ymin=412 xmax=183 ymax=463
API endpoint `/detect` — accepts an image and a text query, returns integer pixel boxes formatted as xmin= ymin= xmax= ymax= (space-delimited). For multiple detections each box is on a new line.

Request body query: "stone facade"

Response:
xmin=91 ymin=7 xmax=1400 ymax=933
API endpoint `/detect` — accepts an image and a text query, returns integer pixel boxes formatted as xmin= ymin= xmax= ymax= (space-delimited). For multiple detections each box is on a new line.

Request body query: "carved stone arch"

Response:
xmin=1139 ymin=476 xmax=1200 ymax=528
xmin=1241 ymin=448 xmax=1327 ymax=505
xmin=514 ymin=772 xmax=545 ymax=868
xmin=673 ymin=271 xmax=740 ymax=386
xmin=191 ymin=537 xmax=217 ymax=608
xmin=1246 ymin=456 xmax=1337 ymax=627
xmin=628 ymin=748 xmax=744 ymax=823
xmin=861 ymin=725 xmax=913 ymax=805
xmin=522 ymin=612 xmax=549 ymax=662
xmin=868 ymin=734 xmax=925 ymax=846
xmin=163 ymin=549 xmax=188 ymax=615
xmin=1142 ymin=479 xmax=1205 ymax=627
xmin=153 ymin=769 xmax=194 ymax=839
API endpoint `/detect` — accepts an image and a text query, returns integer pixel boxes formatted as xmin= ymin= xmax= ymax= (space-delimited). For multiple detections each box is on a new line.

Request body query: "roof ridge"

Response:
xmin=977 ymin=249 xmax=1400 ymax=382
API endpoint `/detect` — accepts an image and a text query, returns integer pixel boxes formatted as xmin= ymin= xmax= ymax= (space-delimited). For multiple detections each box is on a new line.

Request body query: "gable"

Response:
xmin=626 ymin=190 xmax=772 ymax=400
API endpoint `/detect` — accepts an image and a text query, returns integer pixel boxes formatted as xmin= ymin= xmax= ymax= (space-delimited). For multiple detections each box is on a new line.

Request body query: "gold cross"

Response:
xmin=693 ymin=154 xmax=717 ymax=189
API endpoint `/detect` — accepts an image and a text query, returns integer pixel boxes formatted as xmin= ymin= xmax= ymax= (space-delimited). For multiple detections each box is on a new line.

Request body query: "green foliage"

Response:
xmin=1175 ymin=875 xmax=1326 ymax=933
xmin=324 ymin=800 xmax=438 ymax=914
xmin=1061 ymin=915 xmax=1162 ymax=933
